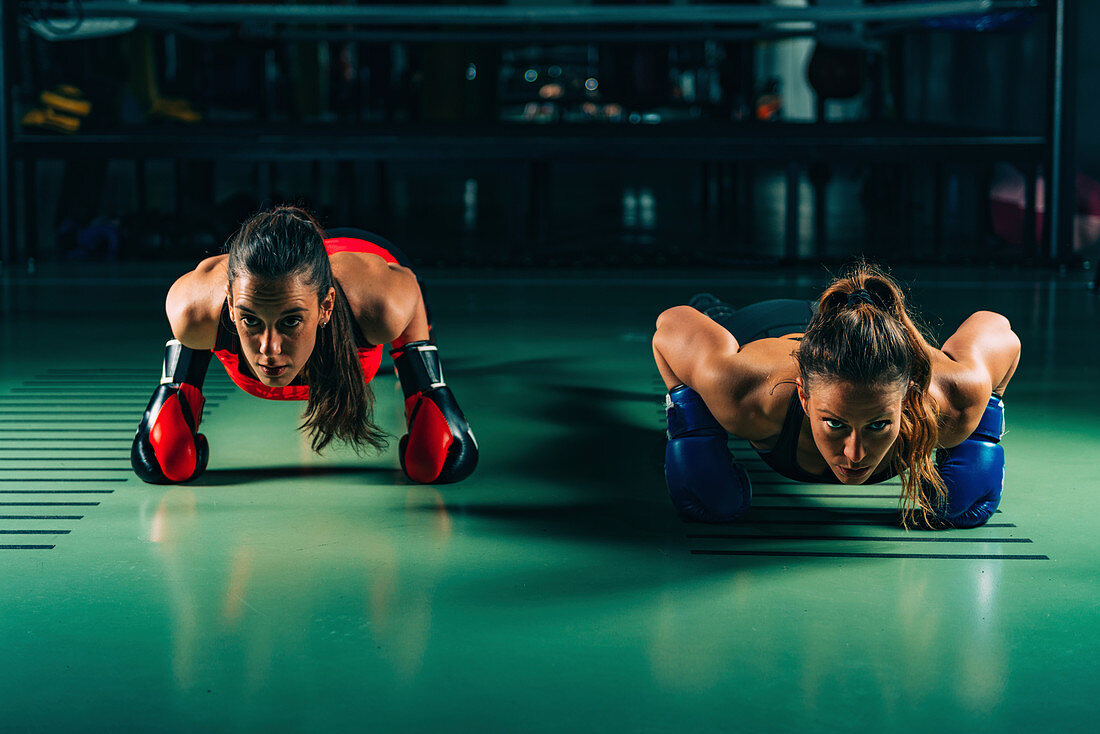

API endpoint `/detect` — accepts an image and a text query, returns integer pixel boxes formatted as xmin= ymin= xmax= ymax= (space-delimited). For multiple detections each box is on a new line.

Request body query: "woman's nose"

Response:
xmin=844 ymin=435 xmax=866 ymax=464
xmin=259 ymin=330 xmax=281 ymax=356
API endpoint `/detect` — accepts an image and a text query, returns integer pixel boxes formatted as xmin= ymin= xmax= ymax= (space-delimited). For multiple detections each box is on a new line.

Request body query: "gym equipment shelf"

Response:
xmin=0 ymin=1 xmax=1073 ymax=267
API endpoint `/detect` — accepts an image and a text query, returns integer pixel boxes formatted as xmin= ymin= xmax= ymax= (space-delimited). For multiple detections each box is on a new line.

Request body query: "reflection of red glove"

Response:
xmin=391 ymin=341 xmax=478 ymax=484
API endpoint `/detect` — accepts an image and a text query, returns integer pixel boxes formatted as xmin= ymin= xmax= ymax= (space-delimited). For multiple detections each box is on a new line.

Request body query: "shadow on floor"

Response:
xmin=195 ymin=464 xmax=400 ymax=486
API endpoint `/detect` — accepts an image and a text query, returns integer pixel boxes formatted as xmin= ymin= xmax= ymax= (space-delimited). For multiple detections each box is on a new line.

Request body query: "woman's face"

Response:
xmin=227 ymin=274 xmax=334 ymax=387
xmin=798 ymin=378 xmax=907 ymax=485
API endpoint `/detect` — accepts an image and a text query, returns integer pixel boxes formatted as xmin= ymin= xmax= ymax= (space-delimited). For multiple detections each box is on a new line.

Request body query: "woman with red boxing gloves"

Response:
xmin=131 ymin=206 xmax=477 ymax=485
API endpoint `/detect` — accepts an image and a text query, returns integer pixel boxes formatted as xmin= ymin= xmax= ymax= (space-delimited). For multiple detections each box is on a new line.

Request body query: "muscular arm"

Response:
xmin=331 ymin=253 xmax=430 ymax=347
xmin=933 ymin=310 xmax=1022 ymax=445
xmin=652 ymin=306 xmax=779 ymax=439
xmin=164 ymin=255 xmax=228 ymax=350
xmin=940 ymin=311 xmax=1021 ymax=396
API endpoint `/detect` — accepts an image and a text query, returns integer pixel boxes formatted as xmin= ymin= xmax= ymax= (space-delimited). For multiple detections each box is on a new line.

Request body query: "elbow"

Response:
xmin=165 ymin=288 xmax=188 ymax=339
xmin=653 ymin=306 xmax=685 ymax=353
xmin=981 ymin=310 xmax=1020 ymax=356
xmin=974 ymin=310 xmax=1012 ymax=332
xmin=655 ymin=305 xmax=694 ymax=332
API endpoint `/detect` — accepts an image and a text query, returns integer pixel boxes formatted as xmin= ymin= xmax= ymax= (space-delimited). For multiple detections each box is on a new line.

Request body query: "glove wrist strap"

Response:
xmin=162 ymin=339 xmax=212 ymax=388
xmin=392 ymin=341 xmax=445 ymax=399
xmin=666 ymin=385 xmax=724 ymax=437
xmin=971 ymin=394 xmax=1005 ymax=443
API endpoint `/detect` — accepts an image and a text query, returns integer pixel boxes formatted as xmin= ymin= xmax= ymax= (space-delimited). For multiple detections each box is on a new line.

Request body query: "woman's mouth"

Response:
xmin=259 ymin=364 xmax=288 ymax=378
xmin=836 ymin=465 xmax=871 ymax=479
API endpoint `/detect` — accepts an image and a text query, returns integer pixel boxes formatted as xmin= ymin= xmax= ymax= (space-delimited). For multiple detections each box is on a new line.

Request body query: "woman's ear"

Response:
xmin=796 ymin=376 xmax=809 ymax=412
xmin=225 ymin=285 xmax=234 ymax=323
xmin=322 ymin=286 xmax=336 ymax=322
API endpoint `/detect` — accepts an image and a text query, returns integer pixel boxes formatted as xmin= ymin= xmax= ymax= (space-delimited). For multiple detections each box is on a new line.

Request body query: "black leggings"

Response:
xmin=692 ymin=295 xmax=816 ymax=344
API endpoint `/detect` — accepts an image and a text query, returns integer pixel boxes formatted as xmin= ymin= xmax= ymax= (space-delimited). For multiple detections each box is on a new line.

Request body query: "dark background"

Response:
xmin=5 ymin=1 xmax=1095 ymax=270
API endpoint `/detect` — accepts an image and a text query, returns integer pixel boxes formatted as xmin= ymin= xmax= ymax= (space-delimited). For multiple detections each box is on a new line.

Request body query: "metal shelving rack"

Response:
xmin=0 ymin=1 xmax=1074 ymax=268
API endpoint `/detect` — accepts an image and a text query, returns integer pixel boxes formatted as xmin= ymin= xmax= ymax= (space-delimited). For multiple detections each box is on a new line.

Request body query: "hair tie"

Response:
xmin=846 ymin=288 xmax=877 ymax=308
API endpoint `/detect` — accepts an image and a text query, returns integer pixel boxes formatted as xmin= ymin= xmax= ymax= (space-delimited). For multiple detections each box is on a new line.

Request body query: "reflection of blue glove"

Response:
xmin=664 ymin=385 xmax=751 ymax=523
xmin=931 ymin=395 xmax=1005 ymax=528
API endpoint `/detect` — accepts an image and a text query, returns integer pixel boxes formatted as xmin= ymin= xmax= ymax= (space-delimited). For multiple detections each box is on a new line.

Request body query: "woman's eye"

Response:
xmin=825 ymin=419 xmax=845 ymax=430
xmin=240 ymin=316 xmax=260 ymax=328
xmin=868 ymin=420 xmax=890 ymax=431
xmin=283 ymin=317 xmax=303 ymax=328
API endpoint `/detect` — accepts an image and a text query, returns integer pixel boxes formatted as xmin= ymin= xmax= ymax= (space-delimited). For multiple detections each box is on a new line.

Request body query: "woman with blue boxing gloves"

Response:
xmin=651 ymin=262 xmax=1020 ymax=529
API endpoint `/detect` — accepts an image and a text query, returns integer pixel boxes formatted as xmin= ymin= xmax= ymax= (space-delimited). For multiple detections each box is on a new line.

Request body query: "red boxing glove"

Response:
xmin=392 ymin=341 xmax=478 ymax=484
xmin=131 ymin=340 xmax=211 ymax=484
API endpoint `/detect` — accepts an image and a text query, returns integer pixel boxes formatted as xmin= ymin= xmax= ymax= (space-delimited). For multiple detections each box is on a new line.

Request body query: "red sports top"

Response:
xmin=213 ymin=236 xmax=398 ymax=401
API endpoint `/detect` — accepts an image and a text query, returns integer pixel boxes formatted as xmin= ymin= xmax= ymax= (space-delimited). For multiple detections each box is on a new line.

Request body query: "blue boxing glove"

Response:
xmin=932 ymin=394 xmax=1006 ymax=528
xmin=664 ymin=384 xmax=751 ymax=522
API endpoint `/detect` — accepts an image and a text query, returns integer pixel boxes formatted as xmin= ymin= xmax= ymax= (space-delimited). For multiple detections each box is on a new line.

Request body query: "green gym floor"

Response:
xmin=0 ymin=264 xmax=1096 ymax=733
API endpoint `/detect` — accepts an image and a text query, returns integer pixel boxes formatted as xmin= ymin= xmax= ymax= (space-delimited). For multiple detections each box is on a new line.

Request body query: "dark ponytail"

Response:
xmin=796 ymin=261 xmax=946 ymax=528
xmin=226 ymin=206 xmax=388 ymax=454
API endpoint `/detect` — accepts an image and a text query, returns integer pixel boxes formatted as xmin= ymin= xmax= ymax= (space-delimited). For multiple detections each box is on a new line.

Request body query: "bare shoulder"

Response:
xmin=697 ymin=335 xmax=801 ymax=440
xmin=165 ymin=255 xmax=228 ymax=350
xmin=328 ymin=251 xmax=393 ymax=312
xmin=330 ymin=251 xmax=421 ymax=344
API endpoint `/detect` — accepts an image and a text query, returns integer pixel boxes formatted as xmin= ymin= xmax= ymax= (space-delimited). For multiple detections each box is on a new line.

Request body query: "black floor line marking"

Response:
xmin=12 ymin=383 xmax=231 ymax=388
xmin=33 ymin=370 xmax=162 ymax=374
xmin=0 ymin=545 xmax=54 ymax=550
xmin=0 ymin=501 xmax=100 ymax=506
xmin=0 ymin=457 xmax=131 ymax=461
xmin=0 ymin=448 xmax=129 ymax=452
xmin=753 ymin=493 xmax=905 ymax=499
xmin=0 ymin=530 xmax=71 ymax=535
xmin=8 ymin=390 xmax=231 ymax=397
xmin=0 ymin=368 xmax=228 ymax=550
xmin=0 ymin=420 xmax=145 ymax=424
xmin=31 ymin=380 xmax=153 ymax=384
xmin=20 ymin=385 xmax=234 ymax=392
xmin=0 ymin=429 xmax=136 ymax=433
xmin=0 ymin=478 xmax=125 ymax=483
xmin=0 ymin=412 xmax=161 ymax=416
xmin=745 ymin=506 xmax=898 ymax=513
xmin=734 ymin=519 xmax=1016 ymax=528
xmin=750 ymin=481 xmax=903 ymax=487
xmin=0 ymin=443 xmax=130 ymax=447
xmin=22 ymin=376 xmax=232 ymax=382
xmin=0 ymin=490 xmax=114 ymax=494
xmin=0 ymin=438 xmax=131 ymax=442
xmin=0 ymin=469 xmax=129 ymax=472
xmin=22 ymin=377 xmax=233 ymax=383
xmin=691 ymin=550 xmax=1049 ymax=560
xmin=0 ymin=405 xmax=220 ymax=412
xmin=0 ymin=402 xmax=157 ymax=407
xmin=687 ymin=534 xmax=1032 ymax=543
xmin=742 ymin=506 xmax=1002 ymax=514
xmin=15 ymin=389 xmax=230 ymax=396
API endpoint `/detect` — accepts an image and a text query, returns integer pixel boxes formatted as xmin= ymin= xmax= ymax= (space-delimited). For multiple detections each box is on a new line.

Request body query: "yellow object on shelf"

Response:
xmin=40 ymin=85 xmax=92 ymax=118
xmin=149 ymin=97 xmax=202 ymax=124
xmin=21 ymin=106 xmax=81 ymax=134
